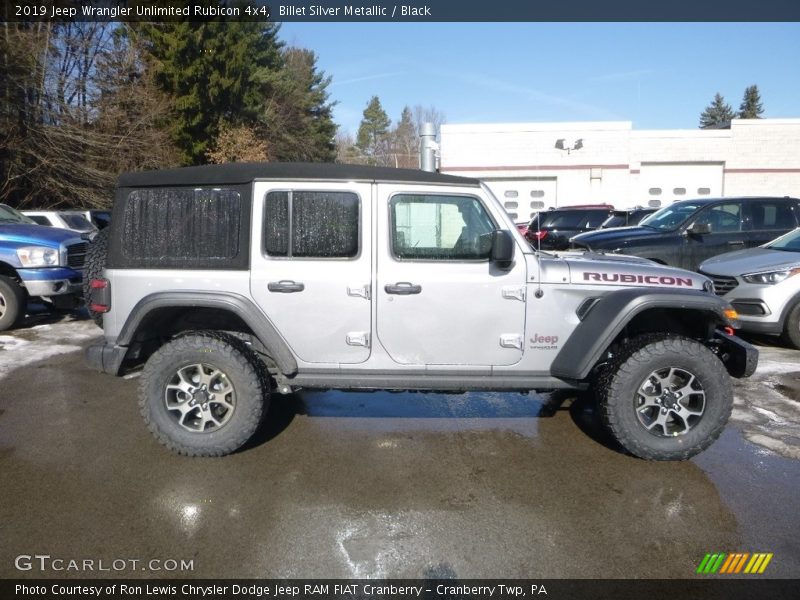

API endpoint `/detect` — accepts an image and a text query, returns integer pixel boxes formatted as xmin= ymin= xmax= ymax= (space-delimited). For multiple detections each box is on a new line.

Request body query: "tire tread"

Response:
xmin=597 ymin=334 xmax=732 ymax=461
xmin=138 ymin=331 xmax=270 ymax=457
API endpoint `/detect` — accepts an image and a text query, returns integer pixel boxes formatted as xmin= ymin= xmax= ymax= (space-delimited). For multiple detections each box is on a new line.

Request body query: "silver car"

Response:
xmin=700 ymin=227 xmax=800 ymax=348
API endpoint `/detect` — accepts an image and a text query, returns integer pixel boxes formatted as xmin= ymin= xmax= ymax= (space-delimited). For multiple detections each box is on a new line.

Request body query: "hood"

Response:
xmin=556 ymin=250 xmax=655 ymax=266
xmin=699 ymin=247 xmax=800 ymax=277
xmin=0 ymin=223 xmax=82 ymax=247
xmin=570 ymin=226 xmax=659 ymax=248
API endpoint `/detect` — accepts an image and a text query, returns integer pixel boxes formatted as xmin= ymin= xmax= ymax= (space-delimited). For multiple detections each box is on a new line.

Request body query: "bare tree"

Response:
xmin=0 ymin=23 xmax=178 ymax=209
xmin=334 ymin=132 xmax=365 ymax=164
xmin=412 ymin=104 xmax=447 ymax=140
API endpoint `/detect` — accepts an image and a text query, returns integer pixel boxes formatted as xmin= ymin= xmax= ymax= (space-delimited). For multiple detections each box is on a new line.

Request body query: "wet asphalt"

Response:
xmin=1 ymin=314 xmax=799 ymax=579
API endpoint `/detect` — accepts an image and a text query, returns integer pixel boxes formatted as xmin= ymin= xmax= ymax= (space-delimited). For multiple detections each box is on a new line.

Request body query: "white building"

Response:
xmin=439 ymin=118 xmax=800 ymax=222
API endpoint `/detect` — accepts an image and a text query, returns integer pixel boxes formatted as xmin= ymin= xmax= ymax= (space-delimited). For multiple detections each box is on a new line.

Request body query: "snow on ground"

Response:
xmin=729 ymin=344 xmax=800 ymax=460
xmin=0 ymin=316 xmax=100 ymax=381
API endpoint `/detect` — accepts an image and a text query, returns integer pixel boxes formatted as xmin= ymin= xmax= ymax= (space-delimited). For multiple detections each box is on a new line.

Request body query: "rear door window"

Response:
xmin=264 ymin=190 xmax=360 ymax=258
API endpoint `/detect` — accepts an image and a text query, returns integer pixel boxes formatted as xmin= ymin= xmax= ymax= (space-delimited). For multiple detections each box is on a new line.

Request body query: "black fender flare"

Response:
xmin=550 ymin=288 xmax=736 ymax=381
xmin=116 ymin=291 xmax=298 ymax=376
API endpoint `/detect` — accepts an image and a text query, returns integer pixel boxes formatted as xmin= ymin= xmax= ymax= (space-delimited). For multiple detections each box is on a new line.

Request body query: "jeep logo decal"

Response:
xmin=530 ymin=333 xmax=559 ymax=350
xmin=583 ymin=272 xmax=693 ymax=287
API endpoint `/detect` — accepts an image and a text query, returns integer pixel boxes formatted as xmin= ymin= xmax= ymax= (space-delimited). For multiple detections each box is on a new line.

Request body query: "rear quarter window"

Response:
xmin=746 ymin=200 xmax=798 ymax=230
xmin=116 ymin=187 xmax=247 ymax=269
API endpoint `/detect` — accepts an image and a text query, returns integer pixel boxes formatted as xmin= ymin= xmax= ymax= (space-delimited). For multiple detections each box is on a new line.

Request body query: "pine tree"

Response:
xmin=262 ymin=47 xmax=337 ymax=162
xmin=139 ymin=21 xmax=284 ymax=165
xmin=738 ymin=85 xmax=764 ymax=119
xmin=356 ymin=96 xmax=391 ymax=165
xmin=699 ymin=93 xmax=735 ymax=129
xmin=391 ymin=106 xmax=417 ymax=168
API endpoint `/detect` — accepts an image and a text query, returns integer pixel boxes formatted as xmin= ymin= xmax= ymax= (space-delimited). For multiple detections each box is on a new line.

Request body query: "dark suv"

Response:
xmin=525 ymin=204 xmax=614 ymax=250
xmin=570 ymin=197 xmax=800 ymax=271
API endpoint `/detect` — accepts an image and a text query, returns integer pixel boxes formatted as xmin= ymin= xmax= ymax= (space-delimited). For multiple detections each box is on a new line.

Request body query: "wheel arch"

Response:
xmin=116 ymin=291 xmax=298 ymax=376
xmin=777 ymin=289 xmax=800 ymax=328
xmin=0 ymin=260 xmax=20 ymax=280
xmin=551 ymin=288 xmax=735 ymax=382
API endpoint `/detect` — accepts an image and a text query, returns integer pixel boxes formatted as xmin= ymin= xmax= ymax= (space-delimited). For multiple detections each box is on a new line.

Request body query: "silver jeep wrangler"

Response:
xmin=85 ymin=163 xmax=757 ymax=459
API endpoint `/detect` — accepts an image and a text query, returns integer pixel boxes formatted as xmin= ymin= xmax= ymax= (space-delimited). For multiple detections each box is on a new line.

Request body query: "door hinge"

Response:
xmin=346 ymin=332 xmax=370 ymax=347
xmin=347 ymin=284 xmax=371 ymax=300
xmin=499 ymin=334 xmax=524 ymax=350
xmin=501 ymin=285 xmax=526 ymax=302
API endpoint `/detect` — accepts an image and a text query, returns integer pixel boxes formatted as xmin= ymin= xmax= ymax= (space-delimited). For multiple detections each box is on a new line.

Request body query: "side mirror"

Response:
xmin=491 ymin=229 xmax=515 ymax=269
xmin=686 ymin=222 xmax=712 ymax=236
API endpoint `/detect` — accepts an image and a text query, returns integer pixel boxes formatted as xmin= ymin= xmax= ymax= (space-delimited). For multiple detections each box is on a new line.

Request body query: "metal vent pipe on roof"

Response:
xmin=419 ymin=122 xmax=439 ymax=172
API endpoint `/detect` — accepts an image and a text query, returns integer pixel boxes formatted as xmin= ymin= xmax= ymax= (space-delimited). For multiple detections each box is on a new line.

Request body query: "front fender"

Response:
xmin=550 ymin=288 xmax=738 ymax=381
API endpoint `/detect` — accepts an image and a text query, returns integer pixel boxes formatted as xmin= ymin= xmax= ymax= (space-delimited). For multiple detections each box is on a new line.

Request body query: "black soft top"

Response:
xmin=118 ymin=162 xmax=479 ymax=188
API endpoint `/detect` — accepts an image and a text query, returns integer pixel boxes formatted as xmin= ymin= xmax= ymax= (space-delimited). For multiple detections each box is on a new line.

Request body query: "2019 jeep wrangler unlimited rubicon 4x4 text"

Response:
xmin=85 ymin=163 xmax=757 ymax=460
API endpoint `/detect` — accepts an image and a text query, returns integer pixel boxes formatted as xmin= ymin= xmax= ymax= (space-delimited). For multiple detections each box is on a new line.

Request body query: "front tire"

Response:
xmin=598 ymin=335 xmax=732 ymax=460
xmin=139 ymin=332 xmax=269 ymax=456
xmin=0 ymin=276 xmax=26 ymax=332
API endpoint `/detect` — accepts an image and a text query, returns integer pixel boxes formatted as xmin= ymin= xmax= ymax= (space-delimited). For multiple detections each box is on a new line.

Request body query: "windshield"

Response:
xmin=601 ymin=215 xmax=626 ymax=228
xmin=765 ymin=227 xmax=800 ymax=252
xmin=0 ymin=204 xmax=36 ymax=224
xmin=531 ymin=209 xmax=609 ymax=229
xmin=60 ymin=213 xmax=96 ymax=231
xmin=639 ymin=203 xmax=703 ymax=231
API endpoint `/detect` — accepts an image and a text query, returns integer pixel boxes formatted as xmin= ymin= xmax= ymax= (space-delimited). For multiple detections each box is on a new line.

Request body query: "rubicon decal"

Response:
xmin=583 ymin=272 xmax=694 ymax=286
xmin=696 ymin=552 xmax=773 ymax=574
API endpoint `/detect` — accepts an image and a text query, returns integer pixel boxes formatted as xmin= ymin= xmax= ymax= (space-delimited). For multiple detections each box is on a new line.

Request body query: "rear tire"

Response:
xmin=597 ymin=334 xmax=732 ymax=460
xmin=780 ymin=301 xmax=800 ymax=350
xmin=139 ymin=332 xmax=270 ymax=456
xmin=0 ymin=276 xmax=26 ymax=332
xmin=83 ymin=228 xmax=109 ymax=327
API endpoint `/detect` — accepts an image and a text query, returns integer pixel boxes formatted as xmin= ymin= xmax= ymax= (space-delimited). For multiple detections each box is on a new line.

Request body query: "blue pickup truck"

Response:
xmin=0 ymin=203 xmax=86 ymax=331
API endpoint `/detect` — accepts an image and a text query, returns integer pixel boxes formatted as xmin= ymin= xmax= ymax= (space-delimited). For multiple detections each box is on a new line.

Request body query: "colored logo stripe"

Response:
xmin=745 ymin=553 xmax=773 ymax=574
xmin=697 ymin=553 xmax=726 ymax=573
xmin=720 ymin=553 xmax=748 ymax=573
xmin=697 ymin=552 xmax=773 ymax=574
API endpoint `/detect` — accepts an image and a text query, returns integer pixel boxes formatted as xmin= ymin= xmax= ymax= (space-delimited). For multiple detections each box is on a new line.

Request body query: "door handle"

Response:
xmin=268 ymin=280 xmax=305 ymax=293
xmin=727 ymin=240 xmax=746 ymax=246
xmin=384 ymin=282 xmax=422 ymax=295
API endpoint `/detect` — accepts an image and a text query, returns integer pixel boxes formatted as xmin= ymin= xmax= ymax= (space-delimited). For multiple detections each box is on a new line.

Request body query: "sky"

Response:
xmin=278 ymin=22 xmax=800 ymax=136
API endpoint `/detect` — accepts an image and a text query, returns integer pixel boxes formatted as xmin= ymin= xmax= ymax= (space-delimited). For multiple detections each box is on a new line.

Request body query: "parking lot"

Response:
xmin=1 ymin=311 xmax=799 ymax=579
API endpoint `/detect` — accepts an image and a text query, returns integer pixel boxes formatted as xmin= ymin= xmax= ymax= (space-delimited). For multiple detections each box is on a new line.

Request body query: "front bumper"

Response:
xmin=710 ymin=276 xmax=798 ymax=334
xmin=714 ymin=329 xmax=758 ymax=378
xmin=19 ymin=267 xmax=82 ymax=297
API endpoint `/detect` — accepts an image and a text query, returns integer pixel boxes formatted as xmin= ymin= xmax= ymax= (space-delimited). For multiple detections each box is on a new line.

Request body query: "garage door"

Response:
xmin=482 ymin=178 xmax=558 ymax=223
xmin=639 ymin=163 xmax=724 ymax=207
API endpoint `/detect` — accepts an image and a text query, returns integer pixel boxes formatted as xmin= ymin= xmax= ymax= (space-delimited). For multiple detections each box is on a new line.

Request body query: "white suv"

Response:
xmin=22 ymin=210 xmax=97 ymax=233
xmin=700 ymin=227 xmax=800 ymax=348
